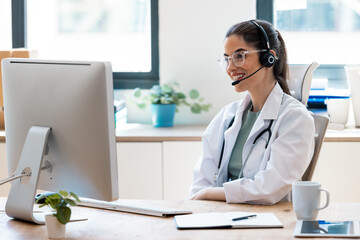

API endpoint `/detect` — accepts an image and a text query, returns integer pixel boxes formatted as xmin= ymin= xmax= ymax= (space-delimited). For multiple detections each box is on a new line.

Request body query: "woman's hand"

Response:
xmin=189 ymin=187 xmax=226 ymax=201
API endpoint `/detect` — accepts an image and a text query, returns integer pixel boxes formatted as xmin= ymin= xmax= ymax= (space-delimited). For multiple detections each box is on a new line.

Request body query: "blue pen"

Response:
xmin=232 ymin=214 xmax=257 ymax=221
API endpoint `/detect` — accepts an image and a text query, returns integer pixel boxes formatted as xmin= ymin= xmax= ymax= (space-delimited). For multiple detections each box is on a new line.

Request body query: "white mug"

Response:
xmin=326 ymin=98 xmax=349 ymax=124
xmin=346 ymin=65 xmax=360 ymax=127
xmin=292 ymin=181 xmax=330 ymax=220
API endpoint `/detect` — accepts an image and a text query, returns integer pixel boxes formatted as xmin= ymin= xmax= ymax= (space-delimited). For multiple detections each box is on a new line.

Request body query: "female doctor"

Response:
xmin=190 ymin=20 xmax=315 ymax=204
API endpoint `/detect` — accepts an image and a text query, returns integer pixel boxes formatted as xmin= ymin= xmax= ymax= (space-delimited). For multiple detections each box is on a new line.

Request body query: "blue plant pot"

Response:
xmin=151 ymin=104 xmax=176 ymax=127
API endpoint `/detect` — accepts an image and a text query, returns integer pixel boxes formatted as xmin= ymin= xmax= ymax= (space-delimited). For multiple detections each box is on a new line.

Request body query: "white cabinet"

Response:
xmin=116 ymin=142 xmax=163 ymax=200
xmin=312 ymin=142 xmax=360 ymax=202
xmin=116 ymin=141 xmax=202 ymax=200
xmin=162 ymin=141 xmax=202 ymax=200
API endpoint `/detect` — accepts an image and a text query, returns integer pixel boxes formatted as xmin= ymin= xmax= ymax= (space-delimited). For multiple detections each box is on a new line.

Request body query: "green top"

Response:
xmin=228 ymin=104 xmax=260 ymax=181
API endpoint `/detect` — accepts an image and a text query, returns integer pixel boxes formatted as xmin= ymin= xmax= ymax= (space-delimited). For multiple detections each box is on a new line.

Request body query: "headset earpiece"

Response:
xmin=260 ymin=51 xmax=275 ymax=67
xmin=250 ymin=20 xmax=275 ymax=68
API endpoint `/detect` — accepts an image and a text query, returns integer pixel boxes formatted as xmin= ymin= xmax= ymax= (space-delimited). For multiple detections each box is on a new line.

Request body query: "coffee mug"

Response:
xmin=292 ymin=181 xmax=330 ymax=220
xmin=326 ymin=98 xmax=349 ymax=124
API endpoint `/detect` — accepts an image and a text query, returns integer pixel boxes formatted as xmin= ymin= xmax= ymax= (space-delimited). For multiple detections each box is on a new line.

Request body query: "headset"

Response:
xmin=250 ymin=20 xmax=275 ymax=68
xmin=231 ymin=20 xmax=276 ymax=86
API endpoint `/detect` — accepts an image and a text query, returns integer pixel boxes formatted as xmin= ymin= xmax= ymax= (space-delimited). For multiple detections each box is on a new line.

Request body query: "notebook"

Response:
xmin=78 ymin=197 xmax=192 ymax=217
xmin=174 ymin=212 xmax=283 ymax=229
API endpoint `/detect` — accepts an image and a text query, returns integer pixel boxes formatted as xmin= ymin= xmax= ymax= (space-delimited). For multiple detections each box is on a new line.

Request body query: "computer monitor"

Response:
xmin=1 ymin=58 xmax=118 ymax=224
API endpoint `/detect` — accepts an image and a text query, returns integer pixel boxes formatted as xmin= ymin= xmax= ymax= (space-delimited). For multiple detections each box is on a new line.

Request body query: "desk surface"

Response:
xmin=1 ymin=198 xmax=360 ymax=240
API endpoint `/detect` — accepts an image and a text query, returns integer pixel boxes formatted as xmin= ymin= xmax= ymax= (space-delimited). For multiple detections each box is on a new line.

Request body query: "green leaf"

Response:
xmin=137 ymin=103 xmax=146 ymax=110
xmin=162 ymin=84 xmax=173 ymax=94
xmin=201 ymin=104 xmax=212 ymax=112
xmin=190 ymin=103 xmax=201 ymax=114
xmin=189 ymin=89 xmax=199 ymax=99
xmin=64 ymin=198 xmax=77 ymax=206
xmin=133 ymin=88 xmax=141 ymax=98
xmin=56 ymin=206 xmax=71 ymax=224
xmin=176 ymin=92 xmax=186 ymax=99
xmin=38 ymin=203 xmax=48 ymax=208
xmin=59 ymin=190 xmax=68 ymax=197
xmin=47 ymin=193 xmax=61 ymax=208
xmin=70 ymin=192 xmax=81 ymax=202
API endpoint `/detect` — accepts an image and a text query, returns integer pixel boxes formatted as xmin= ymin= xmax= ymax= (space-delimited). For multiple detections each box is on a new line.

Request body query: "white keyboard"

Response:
xmin=78 ymin=197 xmax=192 ymax=217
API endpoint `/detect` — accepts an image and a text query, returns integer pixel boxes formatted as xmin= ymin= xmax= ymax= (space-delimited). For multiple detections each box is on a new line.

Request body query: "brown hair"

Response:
xmin=225 ymin=19 xmax=291 ymax=95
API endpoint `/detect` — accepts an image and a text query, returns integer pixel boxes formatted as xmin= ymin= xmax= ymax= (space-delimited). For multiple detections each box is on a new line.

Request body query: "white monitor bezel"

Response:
xmin=2 ymin=58 xmax=118 ymax=223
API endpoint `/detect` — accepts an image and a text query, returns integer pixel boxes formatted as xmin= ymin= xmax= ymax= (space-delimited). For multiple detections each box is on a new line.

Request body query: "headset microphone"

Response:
xmin=231 ymin=65 xmax=264 ymax=86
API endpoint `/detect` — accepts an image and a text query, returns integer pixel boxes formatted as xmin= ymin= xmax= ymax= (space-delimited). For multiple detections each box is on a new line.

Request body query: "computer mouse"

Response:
xmin=35 ymin=192 xmax=56 ymax=204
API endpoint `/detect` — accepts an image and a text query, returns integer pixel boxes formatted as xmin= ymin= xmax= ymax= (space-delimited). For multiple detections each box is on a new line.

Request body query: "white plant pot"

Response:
xmin=45 ymin=214 xmax=66 ymax=239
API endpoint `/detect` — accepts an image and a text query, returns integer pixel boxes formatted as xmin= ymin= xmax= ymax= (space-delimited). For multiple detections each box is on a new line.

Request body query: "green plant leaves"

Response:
xmin=70 ymin=192 xmax=81 ymax=202
xmin=161 ymin=84 xmax=173 ymax=94
xmin=201 ymin=104 xmax=212 ymax=112
xmin=191 ymin=103 xmax=201 ymax=113
xmin=136 ymin=103 xmax=146 ymax=110
xmin=133 ymin=88 xmax=142 ymax=98
xmin=190 ymin=103 xmax=213 ymax=114
xmin=175 ymin=92 xmax=186 ymax=99
xmin=64 ymin=198 xmax=77 ymax=206
xmin=189 ymin=89 xmax=199 ymax=99
xmin=132 ymin=82 xmax=212 ymax=114
xmin=59 ymin=190 xmax=68 ymax=197
xmin=56 ymin=206 xmax=71 ymax=225
xmin=37 ymin=190 xmax=80 ymax=225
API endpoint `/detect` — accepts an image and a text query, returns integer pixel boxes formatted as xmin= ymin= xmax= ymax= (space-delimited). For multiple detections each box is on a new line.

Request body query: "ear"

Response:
xmin=270 ymin=50 xmax=278 ymax=60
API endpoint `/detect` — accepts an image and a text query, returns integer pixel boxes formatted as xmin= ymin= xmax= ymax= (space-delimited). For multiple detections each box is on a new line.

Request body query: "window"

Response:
xmin=257 ymin=0 xmax=360 ymax=87
xmin=12 ymin=0 xmax=159 ymax=89
xmin=275 ymin=0 xmax=360 ymax=65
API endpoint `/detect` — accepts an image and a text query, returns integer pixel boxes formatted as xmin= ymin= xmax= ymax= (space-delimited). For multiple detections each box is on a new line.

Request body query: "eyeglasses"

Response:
xmin=217 ymin=49 xmax=267 ymax=70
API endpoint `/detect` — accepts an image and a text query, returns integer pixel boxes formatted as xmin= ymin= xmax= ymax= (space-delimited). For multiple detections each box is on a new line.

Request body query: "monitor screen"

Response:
xmin=1 ymin=58 xmax=118 ymax=223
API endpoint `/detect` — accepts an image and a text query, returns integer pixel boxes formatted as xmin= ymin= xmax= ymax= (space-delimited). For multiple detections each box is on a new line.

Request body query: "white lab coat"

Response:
xmin=190 ymin=83 xmax=315 ymax=205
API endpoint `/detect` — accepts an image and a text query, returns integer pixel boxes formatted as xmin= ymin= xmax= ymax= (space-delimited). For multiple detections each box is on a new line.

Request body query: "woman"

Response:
xmin=190 ymin=19 xmax=315 ymax=204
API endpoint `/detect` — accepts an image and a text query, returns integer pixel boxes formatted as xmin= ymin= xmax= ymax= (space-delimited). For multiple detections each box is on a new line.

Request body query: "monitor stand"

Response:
xmin=5 ymin=126 xmax=51 ymax=224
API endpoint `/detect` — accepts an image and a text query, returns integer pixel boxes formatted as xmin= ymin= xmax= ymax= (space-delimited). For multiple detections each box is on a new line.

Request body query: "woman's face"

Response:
xmin=223 ymin=34 xmax=264 ymax=93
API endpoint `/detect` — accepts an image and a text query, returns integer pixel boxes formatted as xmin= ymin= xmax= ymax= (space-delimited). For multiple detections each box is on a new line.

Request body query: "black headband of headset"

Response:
xmin=250 ymin=20 xmax=271 ymax=51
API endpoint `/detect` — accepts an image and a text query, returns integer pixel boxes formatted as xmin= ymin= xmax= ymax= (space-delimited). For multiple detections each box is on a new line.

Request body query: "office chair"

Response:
xmin=288 ymin=62 xmax=320 ymax=105
xmin=301 ymin=114 xmax=329 ymax=181
xmin=287 ymin=62 xmax=328 ymax=181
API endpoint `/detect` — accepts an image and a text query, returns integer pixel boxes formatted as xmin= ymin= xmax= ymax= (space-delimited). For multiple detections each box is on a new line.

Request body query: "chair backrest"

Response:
xmin=288 ymin=62 xmax=320 ymax=105
xmin=302 ymin=114 xmax=329 ymax=181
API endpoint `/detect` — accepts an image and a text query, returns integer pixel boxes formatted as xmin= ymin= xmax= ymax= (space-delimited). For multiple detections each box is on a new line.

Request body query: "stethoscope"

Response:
xmin=215 ymin=116 xmax=274 ymax=185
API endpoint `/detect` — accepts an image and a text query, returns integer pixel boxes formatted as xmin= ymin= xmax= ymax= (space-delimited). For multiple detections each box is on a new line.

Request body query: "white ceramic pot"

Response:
xmin=45 ymin=214 xmax=66 ymax=239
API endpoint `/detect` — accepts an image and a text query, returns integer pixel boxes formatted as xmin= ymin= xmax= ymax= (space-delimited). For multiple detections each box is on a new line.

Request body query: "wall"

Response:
xmin=0 ymin=1 xmax=11 ymax=49
xmin=125 ymin=0 xmax=256 ymax=125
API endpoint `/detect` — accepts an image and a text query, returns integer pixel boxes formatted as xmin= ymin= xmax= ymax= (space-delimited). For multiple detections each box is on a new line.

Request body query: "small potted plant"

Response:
xmin=132 ymin=82 xmax=212 ymax=127
xmin=36 ymin=190 xmax=81 ymax=239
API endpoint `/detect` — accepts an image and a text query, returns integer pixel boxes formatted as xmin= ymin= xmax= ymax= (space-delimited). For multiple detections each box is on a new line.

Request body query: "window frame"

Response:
xmin=11 ymin=0 xmax=159 ymax=89
xmin=256 ymin=0 xmax=347 ymax=88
